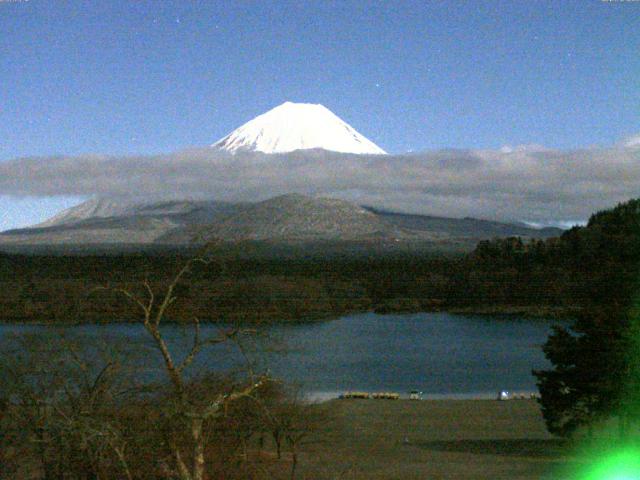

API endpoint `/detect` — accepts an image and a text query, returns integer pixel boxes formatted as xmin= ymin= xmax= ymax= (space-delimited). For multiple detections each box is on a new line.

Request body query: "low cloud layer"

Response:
xmin=1 ymin=146 xmax=639 ymax=225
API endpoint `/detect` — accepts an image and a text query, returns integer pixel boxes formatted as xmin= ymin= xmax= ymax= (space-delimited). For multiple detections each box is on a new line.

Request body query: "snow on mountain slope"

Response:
xmin=34 ymin=198 xmax=142 ymax=228
xmin=32 ymin=197 xmax=243 ymax=229
xmin=213 ymin=102 xmax=386 ymax=155
xmin=623 ymin=133 xmax=640 ymax=148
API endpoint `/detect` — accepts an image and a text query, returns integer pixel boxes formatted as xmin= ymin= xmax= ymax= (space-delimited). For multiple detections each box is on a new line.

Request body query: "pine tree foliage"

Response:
xmin=534 ymin=199 xmax=640 ymax=436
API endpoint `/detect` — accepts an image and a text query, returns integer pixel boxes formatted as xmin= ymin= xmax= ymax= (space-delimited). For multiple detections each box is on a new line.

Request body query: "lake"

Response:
xmin=0 ymin=312 xmax=558 ymax=400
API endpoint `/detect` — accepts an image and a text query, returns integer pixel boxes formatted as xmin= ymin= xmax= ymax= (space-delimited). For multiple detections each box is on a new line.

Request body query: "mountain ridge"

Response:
xmin=0 ymin=193 xmax=562 ymax=249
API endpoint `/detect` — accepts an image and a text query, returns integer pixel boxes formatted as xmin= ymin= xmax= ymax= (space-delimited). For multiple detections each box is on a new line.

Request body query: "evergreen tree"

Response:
xmin=533 ymin=199 xmax=640 ymax=437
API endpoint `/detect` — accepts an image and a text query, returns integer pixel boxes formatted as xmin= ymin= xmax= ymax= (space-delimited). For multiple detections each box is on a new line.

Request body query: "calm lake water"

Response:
xmin=0 ymin=313 xmax=558 ymax=399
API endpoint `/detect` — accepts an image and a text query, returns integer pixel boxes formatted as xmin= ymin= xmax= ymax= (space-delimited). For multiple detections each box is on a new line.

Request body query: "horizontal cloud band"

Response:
xmin=1 ymin=147 xmax=638 ymax=225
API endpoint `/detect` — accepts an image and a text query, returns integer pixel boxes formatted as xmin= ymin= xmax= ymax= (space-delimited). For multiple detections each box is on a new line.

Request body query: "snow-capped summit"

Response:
xmin=499 ymin=144 xmax=549 ymax=154
xmin=213 ymin=101 xmax=386 ymax=155
xmin=623 ymin=133 xmax=640 ymax=149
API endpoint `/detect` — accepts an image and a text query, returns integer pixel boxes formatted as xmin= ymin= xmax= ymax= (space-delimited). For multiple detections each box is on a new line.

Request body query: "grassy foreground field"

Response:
xmin=297 ymin=399 xmax=576 ymax=479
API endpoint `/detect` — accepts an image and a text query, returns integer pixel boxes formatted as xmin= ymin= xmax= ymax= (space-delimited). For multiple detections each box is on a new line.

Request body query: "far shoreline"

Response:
xmin=304 ymin=391 xmax=541 ymax=403
xmin=0 ymin=304 xmax=575 ymax=326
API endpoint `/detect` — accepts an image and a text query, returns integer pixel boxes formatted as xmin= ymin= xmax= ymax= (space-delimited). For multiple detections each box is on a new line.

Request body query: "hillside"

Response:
xmin=0 ymin=199 xmax=245 ymax=246
xmin=459 ymin=197 xmax=640 ymax=315
xmin=0 ymin=193 xmax=560 ymax=250
xmin=160 ymin=194 xmax=392 ymax=243
xmin=1 ymin=197 xmax=638 ymax=324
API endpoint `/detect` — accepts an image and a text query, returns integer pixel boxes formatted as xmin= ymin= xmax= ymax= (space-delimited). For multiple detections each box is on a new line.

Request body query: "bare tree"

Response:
xmin=0 ymin=332 xmax=138 ymax=480
xmin=252 ymin=385 xmax=326 ymax=480
xmin=1 ymin=242 xmax=324 ymax=480
xmin=110 ymin=245 xmax=268 ymax=480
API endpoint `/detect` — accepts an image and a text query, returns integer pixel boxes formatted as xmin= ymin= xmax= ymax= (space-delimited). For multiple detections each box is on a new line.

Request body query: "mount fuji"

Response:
xmin=213 ymin=101 xmax=387 ymax=155
xmin=0 ymin=101 xmax=564 ymax=250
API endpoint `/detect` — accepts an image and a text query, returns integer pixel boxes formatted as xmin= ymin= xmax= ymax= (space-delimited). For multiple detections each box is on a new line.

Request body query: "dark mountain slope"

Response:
xmin=1 ymin=194 xmax=560 ymax=249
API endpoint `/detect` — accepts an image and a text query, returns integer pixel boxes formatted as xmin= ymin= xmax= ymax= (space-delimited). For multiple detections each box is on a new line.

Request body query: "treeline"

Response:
xmin=467 ymin=198 xmax=640 ymax=313
xmin=3 ymin=198 xmax=640 ymax=323
xmin=529 ymin=200 xmax=640 ymax=437
xmin=0 ymin=248 xmax=459 ymax=323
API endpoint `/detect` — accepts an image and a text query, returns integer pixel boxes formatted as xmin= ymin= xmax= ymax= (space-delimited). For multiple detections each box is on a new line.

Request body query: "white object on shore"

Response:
xmin=497 ymin=390 xmax=510 ymax=401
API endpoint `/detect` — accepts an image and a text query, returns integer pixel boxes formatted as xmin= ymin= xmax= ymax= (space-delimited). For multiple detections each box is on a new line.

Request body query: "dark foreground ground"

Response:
xmin=297 ymin=399 xmax=577 ymax=479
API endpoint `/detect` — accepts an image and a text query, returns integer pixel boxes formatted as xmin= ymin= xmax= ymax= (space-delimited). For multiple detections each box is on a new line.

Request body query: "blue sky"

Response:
xmin=1 ymin=0 xmax=639 ymax=230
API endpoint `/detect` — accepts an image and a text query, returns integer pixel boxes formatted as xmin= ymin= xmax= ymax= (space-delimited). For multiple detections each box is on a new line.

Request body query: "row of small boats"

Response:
xmin=339 ymin=391 xmax=404 ymax=400
xmin=339 ymin=390 xmax=542 ymax=401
